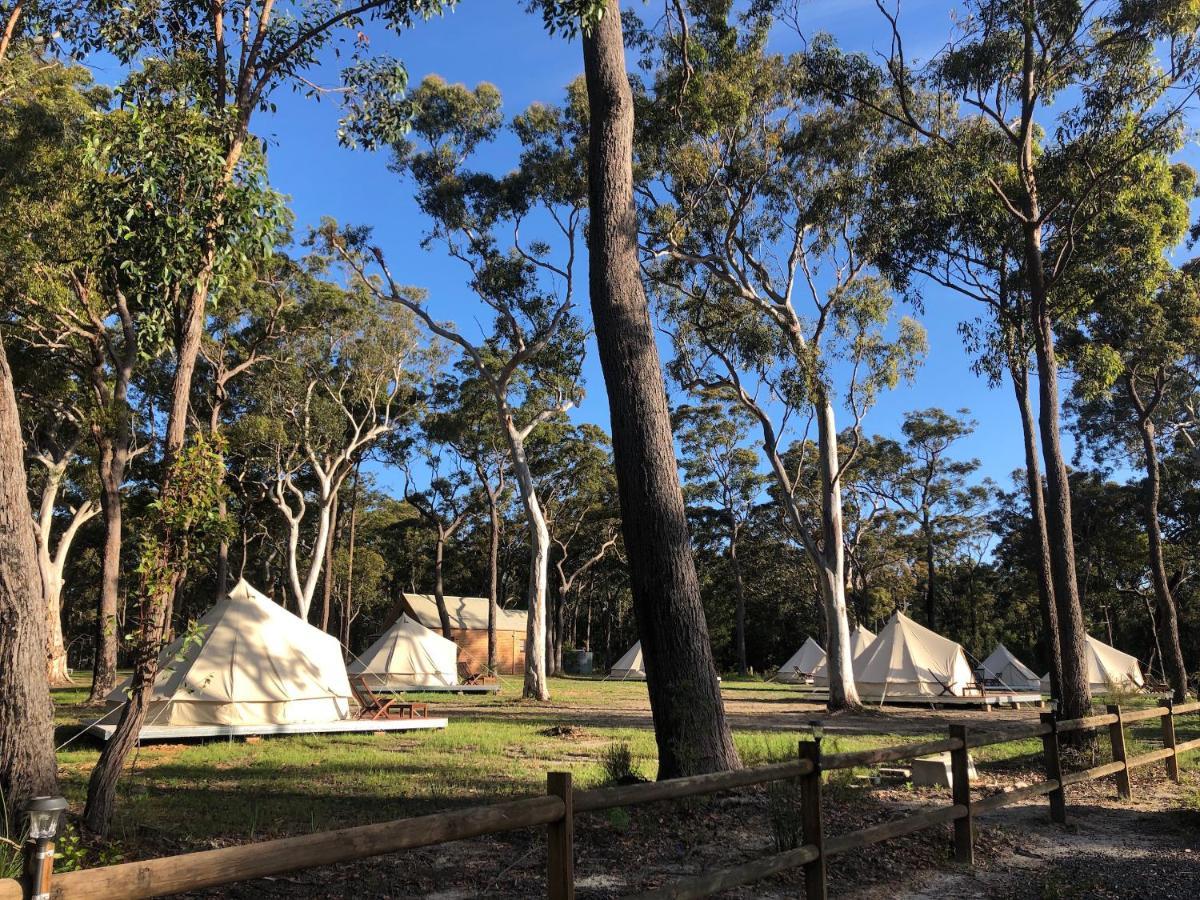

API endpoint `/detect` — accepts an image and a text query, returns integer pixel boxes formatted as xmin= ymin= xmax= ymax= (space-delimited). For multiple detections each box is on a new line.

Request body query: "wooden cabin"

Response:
xmin=399 ymin=593 xmax=527 ymax=675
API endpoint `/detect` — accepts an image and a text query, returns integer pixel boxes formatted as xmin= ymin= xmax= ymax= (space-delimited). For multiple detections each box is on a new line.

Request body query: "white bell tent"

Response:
xmin=979 ymin=643 xmax=1042 ymax=692
xmin=812 ymin=624 xmax=876 ymax=686
xmin=777 ymin=637 xmax=826 ymax=683
xmin=106 ymin=579 xmax=353 ymax=727
xmin=850 ymin=624 xmax=876 ymax=659
xmin=348 ymin=614 xmax=459 ymax=689
xmin=610 ymin=641 xmax=647 ymax=681
xmin=1040 ymin=634 xmax=1146 ymax=694
xmin=852 ymin=612 xmax=976 ymax=699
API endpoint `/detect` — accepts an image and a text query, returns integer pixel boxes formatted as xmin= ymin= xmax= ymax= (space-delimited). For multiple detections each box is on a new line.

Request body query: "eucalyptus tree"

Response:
xmin=0 ymin=330 xmax=51 ymax=813
xmin=532 ymin=0 xmax=741 ymax=774
xmin=200 ymin=252 xmax=297 ymax=599
xmin=21 ymin=381 xmax=99 ymax=685
xmin=0 ymin=52 xmax=113 ymax=801
xmin=328 ymin=75 xmax=587 ymax=701
xmin=807 ymin=0 xmax=1200 ymax=722
xmin=675 ymin=402 xmax=766 ymax=676
xmin=862 ymin=129 xmax=1068 ymax=697
xmin=424 ymin=364 xmax=511 ymax=671
xmin=886 ymin=409 xmax=991 ymax=631
xmin=1067 ymin=162 xmax=1198 ymax=700
xmin=248 ymin=279 xmax=425 ymax=622
xmin=643 ymin=11 xmax=925 ymax=709
xmin=401 ymin=441 xmax=476 ymax=639
xmin=531 ymin=422 xmax=621 ymax=674
xmin=76 ymin=0 xmax=452 ymax=833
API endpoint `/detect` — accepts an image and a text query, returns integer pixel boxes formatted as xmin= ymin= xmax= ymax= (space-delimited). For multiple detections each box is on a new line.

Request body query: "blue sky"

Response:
xmin=88 ymin=2 xmax=1199 ymax=496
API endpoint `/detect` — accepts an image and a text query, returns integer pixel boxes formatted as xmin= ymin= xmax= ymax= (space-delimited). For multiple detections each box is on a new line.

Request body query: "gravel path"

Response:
xmin=869 ymin=766 xmax=1200 ymax=899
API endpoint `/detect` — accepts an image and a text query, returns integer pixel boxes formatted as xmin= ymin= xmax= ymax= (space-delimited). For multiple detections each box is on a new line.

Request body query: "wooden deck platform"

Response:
xmin=85 ymin=717 xmax=449 ymax=742
xmin=777 ymin=687 xmax=1045 ymax=710
xmin=382 ymin=683 xmax=501 ymax=694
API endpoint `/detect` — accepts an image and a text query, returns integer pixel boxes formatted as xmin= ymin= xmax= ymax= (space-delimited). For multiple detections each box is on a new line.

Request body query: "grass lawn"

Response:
xmin=46 ymin=674 xmax=1200 ymax=860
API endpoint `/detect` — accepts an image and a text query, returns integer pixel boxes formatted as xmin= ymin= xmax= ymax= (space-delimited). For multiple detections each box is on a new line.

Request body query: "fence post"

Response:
xmin=799 ymin=739 xmax=826 ymax=900
xmin=547 ymin=772 xmax=574 ymax=900
xmin=1039 ymin=712 xmax=1067 ymax=824
xmin=1160 ymin=699 xmax=1180 ymax=783
xmin=948 ymin=724 xmax=973 ymax=866
xmin=1106 ymin=705 xmax=1131 ymax=800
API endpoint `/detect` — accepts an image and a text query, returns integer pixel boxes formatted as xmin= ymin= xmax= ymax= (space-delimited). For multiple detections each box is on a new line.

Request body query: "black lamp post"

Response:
xmin=23 ymin=796 xmax=67 ymax=900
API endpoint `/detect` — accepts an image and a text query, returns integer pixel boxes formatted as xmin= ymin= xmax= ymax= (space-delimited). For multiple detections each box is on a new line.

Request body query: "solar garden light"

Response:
xmin=22 ymin=796 xmax=67 ymax=900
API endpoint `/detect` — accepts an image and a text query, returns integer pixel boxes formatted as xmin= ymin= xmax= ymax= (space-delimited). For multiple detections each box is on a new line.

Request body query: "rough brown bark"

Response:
xmin=582 ymin=0 xmax=739 ymax=777
xmin=1029 ymin=286 xmax=1090 ymax=722
xmin=922 ymin=509 xmax=936 ymax=630
xmin=432 ymin=529 xmax=453 ymax=639
xmin=1013 ymin=16 xmax=1089 ymax=724
xmin=85 ymin=285 xmax=137 ymax=703
xmin=1012 ymin=360 xmax=1061 ymax=699
xmin=89 ymin=437 xmax=124 ymax=703
xmin=84 ymin=236 xmax=226 ymax=834
xmin=0 ymin=332 xmax=59 ymax=813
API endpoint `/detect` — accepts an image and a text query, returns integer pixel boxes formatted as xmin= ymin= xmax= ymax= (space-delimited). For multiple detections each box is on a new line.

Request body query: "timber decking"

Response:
xmin=85 ymin=716 xmax=448 ymax=741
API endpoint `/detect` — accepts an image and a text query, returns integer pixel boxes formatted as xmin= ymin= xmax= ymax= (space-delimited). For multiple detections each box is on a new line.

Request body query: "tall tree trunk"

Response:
xmin=487 ymin=480 xmax=500 ymax=673
xmin=0 ymin=337 xmax=58 ymax=814
xmin=1132 ymin=396 xmax=1189 ymax=701
xmin=1012 ymin=359 xmax=1062 ymax=698
xmin=87 ymin=300 xmax=136 ymax=702
xmin=215 ymin=511 xmax=229 ymax=601
xmin=508 ymin=431 xmax=552 ymax=700
xmin=582 ymin=0 xmax=739 ymax=777
xmin=84 ymin=243 xmax=226 ymax=835
xmin=433 ymin=530 xmax=453 ymax=639
xmin=343 ymin=471 xmax=359 ymax=651
xmin=922 ymin=510 xmax=936 ymax=630
xmin=32 ymin=459 xmax=96 ymax=686
xmin=1014 ymin=20 xmax=1088 ymax=722
xmin=322 ymin=490 xmax=339 ymax=634
xmin=729 ymin=521 xmax=747 ymax=676
xmin=815 ymin=397 xmax=860 ymax=710
xmin=89 ymin=436 xmax=125 ymax=702
xmin=1028 ymin=263 xmax=1091 ymax=722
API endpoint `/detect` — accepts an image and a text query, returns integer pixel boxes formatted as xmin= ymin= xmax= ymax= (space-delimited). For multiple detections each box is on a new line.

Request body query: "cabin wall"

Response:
xmin=450 ymin=628 xmax=526 ymax=675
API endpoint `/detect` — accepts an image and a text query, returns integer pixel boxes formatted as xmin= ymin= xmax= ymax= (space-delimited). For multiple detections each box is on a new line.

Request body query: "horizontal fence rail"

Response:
xmin=5 ymin=699 xmax=1198 ymax=900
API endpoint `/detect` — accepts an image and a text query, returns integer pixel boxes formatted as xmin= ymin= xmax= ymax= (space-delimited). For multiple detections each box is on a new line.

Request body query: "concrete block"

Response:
xmin=911 ymin=752 xmax=977 ymax=789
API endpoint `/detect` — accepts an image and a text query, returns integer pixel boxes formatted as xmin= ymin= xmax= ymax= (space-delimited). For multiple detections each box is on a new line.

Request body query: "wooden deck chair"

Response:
xmin=350 ymin=675 xmax=431 ymax=721
xmin=350 ymin=675 xmax=398 ymax=720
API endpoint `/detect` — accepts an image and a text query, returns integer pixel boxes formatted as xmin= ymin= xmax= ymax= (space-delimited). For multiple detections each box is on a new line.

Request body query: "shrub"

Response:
xmin=601 ymin=742 xmax=640 ymax=785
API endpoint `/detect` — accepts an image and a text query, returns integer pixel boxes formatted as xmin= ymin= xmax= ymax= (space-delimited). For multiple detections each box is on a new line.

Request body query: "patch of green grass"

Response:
xmin=52 ymin=672 xmax=1200 ymax=858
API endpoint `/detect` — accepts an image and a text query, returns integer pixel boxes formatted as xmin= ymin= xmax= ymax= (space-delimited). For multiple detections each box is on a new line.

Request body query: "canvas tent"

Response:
xmin=850 ymin=624 xmax=876 ymax=659
xmin=1040 ymin=635 xmax=1145 ymax=694
xmin=812 ymin=624 xmax=876 ymax=686
xmin=852 ymin=612 xmax=976 ymax=699
xmin=778 ymin=637 xmax=826 ymax=683
xmin=107 ymin=579 xmax=353 ymax=727
xmin=610 ymin=641 xmax=646 ymax=680
xmin=348 ymin=614 xmax=459 ymax=689
xmin=979 ymin=643 xmax=1041 ymax=692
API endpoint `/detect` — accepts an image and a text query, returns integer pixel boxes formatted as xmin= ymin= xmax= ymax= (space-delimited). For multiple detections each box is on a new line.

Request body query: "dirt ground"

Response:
xmin=186 ymin=734 xmax=1199 ymax=899
xmin=436 ymin=685 xmax=1051 ymax=737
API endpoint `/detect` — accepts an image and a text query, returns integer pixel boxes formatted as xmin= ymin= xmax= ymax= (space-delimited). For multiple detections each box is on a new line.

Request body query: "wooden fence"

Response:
xmin=5 ymin=699 xmax=1198 ymax=900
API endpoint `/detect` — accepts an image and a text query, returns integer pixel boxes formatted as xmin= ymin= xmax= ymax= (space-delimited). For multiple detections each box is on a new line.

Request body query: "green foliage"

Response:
xmin=134 ymin=432 xmax=231 ymax=612
xmin=83 ymin=60 xmax=287 ymax=358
